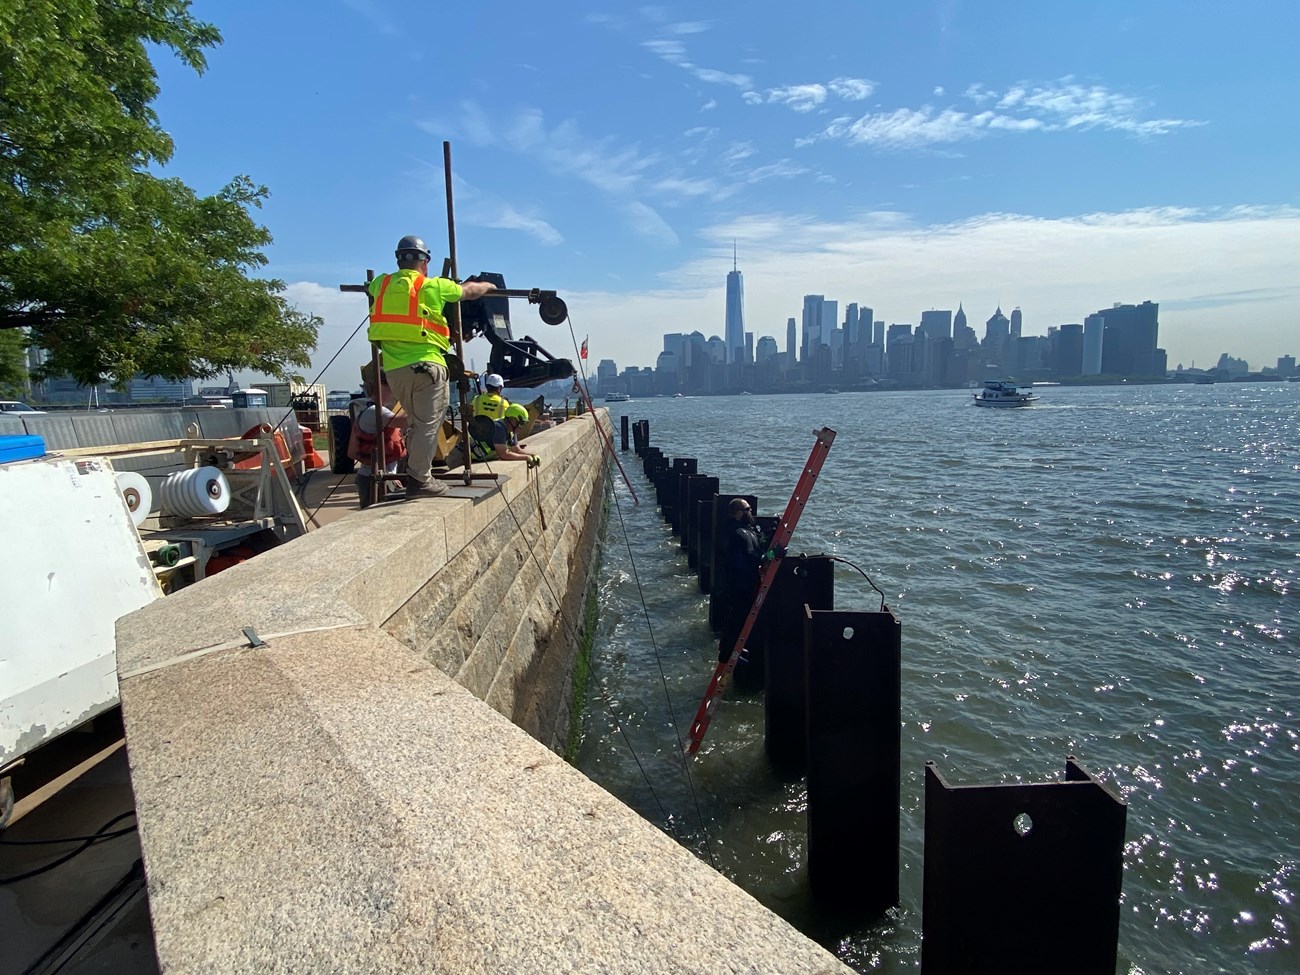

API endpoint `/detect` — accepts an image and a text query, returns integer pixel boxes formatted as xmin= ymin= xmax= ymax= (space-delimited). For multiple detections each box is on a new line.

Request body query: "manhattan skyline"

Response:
xmin=147 ymin=4 xmax=1299 ymax=393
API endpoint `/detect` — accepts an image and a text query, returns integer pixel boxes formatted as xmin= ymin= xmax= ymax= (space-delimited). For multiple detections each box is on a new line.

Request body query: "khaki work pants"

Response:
xmin=386 ymin=361 xmax=448 ymax=486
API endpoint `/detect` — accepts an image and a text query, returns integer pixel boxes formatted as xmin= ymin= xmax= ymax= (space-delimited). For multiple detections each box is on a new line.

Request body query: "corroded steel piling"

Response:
xmin=761 ymin=556 xmax=835 ymax=769
xmin=805 ymin=605 xmax=901 ymax=916
xmin=685 ymin=476 xmax=720 ymax=569
xmin=921 ymin=758 xmax=1126 ymax=975
xmin=665 ymin=458 xmax=697 ymax=533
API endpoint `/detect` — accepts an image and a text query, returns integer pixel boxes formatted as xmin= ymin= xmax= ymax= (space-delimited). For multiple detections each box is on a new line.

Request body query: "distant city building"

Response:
xmin=756 ymin=335 xmax=778 ymax=363
xmin=1094 ymin=300 xmax=1162 ymax=376
xmin=801 ymin=295 xmax=824 ymax=363
xmin=1009 ymin=307 xmax=1023 ymax=341
xmin=724 ymin=247 xmax=746 ymax=366
xmin=1277 ymin=354 xmax=1296 ymax=377
xmin=27 ymin=344 xmax=194 ymax=405
xmin=953 ymin=303 xmax=977 ymax=350
xmin=918 ymin=309 xmax=953 ymax=341
xmin=786 ymin=318 xmax=797 ymax=363
xmin=983 ymin=307 xmax=1010 ymax=344
xmin=1215 ymin=353 xmax=1250 ymax=377
xmin=1054 ymin=323 xmax=1085 ymax=377
xmin=595 ymin=358 xmax=618 ymax=393
xmin=1082 ymin=313 xmax=1105 ymax=375
xmin=872 ymin=321 xmax=885 ymax=347
xmin=886 ymin=323 xmax=914 ymax=376
xmin=706 ymin=335 xmax=726 ymax=364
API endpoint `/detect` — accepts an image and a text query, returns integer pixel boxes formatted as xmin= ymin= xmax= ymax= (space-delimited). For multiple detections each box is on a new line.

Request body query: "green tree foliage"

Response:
xmin=0 ymin=327 xmax=27 ymax=396
xmin=0 ymin=0 xmax=318 ymax=388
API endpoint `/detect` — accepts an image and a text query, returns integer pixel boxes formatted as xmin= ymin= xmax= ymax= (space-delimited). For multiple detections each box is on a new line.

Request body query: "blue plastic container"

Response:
xmin=0 ymin=434 xmax=46 ymax=464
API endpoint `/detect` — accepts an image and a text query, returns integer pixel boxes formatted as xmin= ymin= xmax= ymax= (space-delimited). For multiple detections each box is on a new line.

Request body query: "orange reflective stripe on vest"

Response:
xmin=370 ymin=273 xmax=451 ymax=339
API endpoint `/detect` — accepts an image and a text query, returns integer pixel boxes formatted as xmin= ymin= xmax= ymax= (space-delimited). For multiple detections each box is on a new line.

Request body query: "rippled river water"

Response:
xmin=572 ymin=382 xmax=1297 ymax=974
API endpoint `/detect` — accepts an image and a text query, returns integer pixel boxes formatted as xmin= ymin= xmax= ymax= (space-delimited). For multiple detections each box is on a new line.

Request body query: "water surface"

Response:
xmin=575 ymin=383 xmax=1297 ymax=974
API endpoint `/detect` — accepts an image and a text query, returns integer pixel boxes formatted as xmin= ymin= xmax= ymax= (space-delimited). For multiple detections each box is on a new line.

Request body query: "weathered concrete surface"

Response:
xmin=116 ymin=412 xmax=852 ymax=974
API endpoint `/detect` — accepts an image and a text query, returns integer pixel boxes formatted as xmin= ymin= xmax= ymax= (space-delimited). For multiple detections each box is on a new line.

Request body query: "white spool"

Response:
xmin=114 ymin=471 xmax=153 ymax=527
xmin=160 ymin=467 xmax=230 ymax=518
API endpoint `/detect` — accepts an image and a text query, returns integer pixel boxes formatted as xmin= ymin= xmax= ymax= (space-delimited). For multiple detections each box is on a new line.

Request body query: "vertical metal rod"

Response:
xmin=443 ymin=141 xmax=473 ymax=485
xmin=365 ymin=269 xmax=384 ymax=505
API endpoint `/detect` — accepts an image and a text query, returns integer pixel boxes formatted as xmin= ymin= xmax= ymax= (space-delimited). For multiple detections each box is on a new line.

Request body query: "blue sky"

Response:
xmin=151 ymin=1 xmax=1300 ymax=391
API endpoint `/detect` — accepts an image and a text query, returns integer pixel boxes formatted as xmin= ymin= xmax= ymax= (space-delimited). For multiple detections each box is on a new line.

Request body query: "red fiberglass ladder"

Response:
xmin=683 ymin=426 xmax=836 ymax=756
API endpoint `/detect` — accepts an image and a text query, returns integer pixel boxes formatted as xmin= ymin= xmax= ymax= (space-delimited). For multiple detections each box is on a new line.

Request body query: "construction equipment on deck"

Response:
xmin=457 ymin=272 xmax=575 ymax=388
xmin=683 ymin=426 xmax=836 ymax=756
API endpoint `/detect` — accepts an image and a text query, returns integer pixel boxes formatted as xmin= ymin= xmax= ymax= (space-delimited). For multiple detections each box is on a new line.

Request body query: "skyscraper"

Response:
xmin=1095 ymin=301 xmax=1160 ymax=376
xmin=919 ymin=309 xmax=953 ymax=340
xmin=724 ymin=245 xmax=745 ymax=366
xmin=786 ymin=318 xmax=797 ymax=364
xmin=1082 ymin=314 xmax=1105 ymax=375
xmin=801 ymin=294 xmax=824 ymax=363
xmin=1009 ymin=307 xmax=1023 ymax=341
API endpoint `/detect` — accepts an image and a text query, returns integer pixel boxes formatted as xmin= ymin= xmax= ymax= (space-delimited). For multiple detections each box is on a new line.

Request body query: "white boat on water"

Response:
xmin=972 ymin=379 xmax=1037 ymax=408
xmin=604 ymin=392 xmax=631 ymax=403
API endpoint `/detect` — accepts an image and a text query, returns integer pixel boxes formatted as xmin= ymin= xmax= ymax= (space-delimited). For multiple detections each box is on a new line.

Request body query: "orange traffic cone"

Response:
xmin=301 ymin=427 xmax=326 ymax=470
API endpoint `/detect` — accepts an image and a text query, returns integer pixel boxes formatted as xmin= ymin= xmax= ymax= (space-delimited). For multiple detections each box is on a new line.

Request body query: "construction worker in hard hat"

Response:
xmin=367 ymin=235 xmax=495 ymax=497
xmin=491 ymin=403 xmax=540 ymax=467
xmin=471 ymin=373 xmax=510 ymax=421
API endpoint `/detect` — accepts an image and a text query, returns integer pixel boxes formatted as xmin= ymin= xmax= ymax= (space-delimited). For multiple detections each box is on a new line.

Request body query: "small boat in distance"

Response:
xmin=604 ymin=391 xmax=631 ymax=403
xmin=972 ymin=379 xmax=1037 ymax=408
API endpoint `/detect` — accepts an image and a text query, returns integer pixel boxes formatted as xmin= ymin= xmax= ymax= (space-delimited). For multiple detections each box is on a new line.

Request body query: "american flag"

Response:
xmin=580 ymin=337 xmax=588 ymax=360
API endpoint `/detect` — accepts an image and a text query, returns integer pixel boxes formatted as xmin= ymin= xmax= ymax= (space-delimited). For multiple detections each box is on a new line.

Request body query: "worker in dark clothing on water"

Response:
xmin=718 ymin=497 xmax=764 ymax=662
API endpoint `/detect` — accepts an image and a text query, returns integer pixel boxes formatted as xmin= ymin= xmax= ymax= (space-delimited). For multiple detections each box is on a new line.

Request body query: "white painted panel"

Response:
xmin=0 ymin=457 xmax=160 ymax=765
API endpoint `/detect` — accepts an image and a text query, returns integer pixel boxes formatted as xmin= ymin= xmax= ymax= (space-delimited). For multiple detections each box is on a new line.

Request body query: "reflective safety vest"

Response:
xmin=471 ymin=391 xmax=509 ymax=421
xmin=366 ymin=271 xmax=452 ymax=352
xmin=470 ymin=435 xmax=496 ymax=463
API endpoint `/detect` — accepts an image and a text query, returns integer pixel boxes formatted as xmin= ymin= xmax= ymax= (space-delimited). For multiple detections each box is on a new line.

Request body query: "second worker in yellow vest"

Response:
xmin=367 ymin=235 xmax=496 ymax=497
xmin=470 ymin=372 xmax=510 ymax=421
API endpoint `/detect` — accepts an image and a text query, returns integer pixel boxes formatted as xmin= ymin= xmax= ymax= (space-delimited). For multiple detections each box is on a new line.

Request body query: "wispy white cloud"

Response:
xmin=479 ymin=203 xmax=564 ymax=246
xmin=828 ymin=77 xmax=875 ymax=101
xmin=760 ymin=84 xmax=829 ymax=113
xmin=652 ymin=177 xmax=718 ymax=199
xmin=736 ymin=159 xmax=812 ymax=184
xmin=805 ymin=107 xmax=1039 ymax=149
xmin=744 ymin=77 xmax=876 ymax=112
xmin=811 ymin=77 xmax=1196 ymax=148
xmin=641 ymin=38 xmax=752 ymax=88
xmin=812 ymin=78 xmax=1201 ymax=149
xmin=721 ymin=142 xmax=756 ymax=163
xmin=422 ymin=103 xmax=673 ymax=241
xmin=623 ymin=201 xmax=679 ymax=246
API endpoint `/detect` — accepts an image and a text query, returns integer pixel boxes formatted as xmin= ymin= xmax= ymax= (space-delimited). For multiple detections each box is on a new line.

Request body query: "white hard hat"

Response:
xmin=485 ymin=373 xmax=505 ymax=389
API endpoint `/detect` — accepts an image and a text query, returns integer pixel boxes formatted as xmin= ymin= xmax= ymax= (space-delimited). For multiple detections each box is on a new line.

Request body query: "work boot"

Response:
xmin=355 ymin=474 xmax=373 ymax=509
xmin=402 ymin=474 xmax=447 ymax=498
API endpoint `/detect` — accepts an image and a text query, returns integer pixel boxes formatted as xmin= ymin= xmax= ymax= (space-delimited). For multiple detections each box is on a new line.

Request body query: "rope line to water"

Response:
xmin=604 ymin=460 xmax=720 ymax=870
xmin=825 ymin=555 xmax=887 ymax=611
xmin=266 ymin=311 xmax=371 ymax=439
xmin=474 ymin=450 xmax=689 ymax=849
xmin=563 ymin=315 xmax=719 ymax=870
